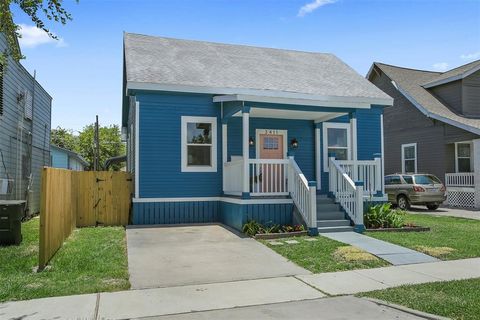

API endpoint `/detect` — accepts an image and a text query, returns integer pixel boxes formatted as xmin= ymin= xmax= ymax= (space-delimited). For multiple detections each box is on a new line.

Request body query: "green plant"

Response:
xmin=364 ymin=203 xmax=405 ymax=229
xmin=242 ymin=220 xmax=262 ymax=236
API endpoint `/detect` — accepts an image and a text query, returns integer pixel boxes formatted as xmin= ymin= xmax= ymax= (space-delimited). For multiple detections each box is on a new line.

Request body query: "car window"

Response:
xmin=414 ymin=174 xmax=442 ymax=185
xmin=402 ymin=175 xmax=413 ymax=184
xmin=385 ymin=175 xmax=401 ymax=185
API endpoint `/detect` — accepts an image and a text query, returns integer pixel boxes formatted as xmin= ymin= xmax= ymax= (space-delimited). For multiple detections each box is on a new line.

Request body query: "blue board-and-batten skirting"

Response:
xmin=132 ymin=200 xmax=294 ymax=231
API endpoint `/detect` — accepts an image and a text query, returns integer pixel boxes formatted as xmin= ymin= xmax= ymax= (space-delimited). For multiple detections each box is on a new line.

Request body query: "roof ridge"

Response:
xmin=124 ymin=32 xmax=336 ymax=57
xmin=440 ymin=59 xmax=480 ymax=74
xmin=374 ymin=62 xmax=441 ymax=74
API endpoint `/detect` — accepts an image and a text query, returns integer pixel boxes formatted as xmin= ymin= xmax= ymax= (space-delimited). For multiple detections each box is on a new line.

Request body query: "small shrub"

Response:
xmin=242 ymin=220 xmax=306 ymax=236
xmin=242 ymin=220 xmax=262 ymax=236
xmin=364 ymin=203 xmax=406 ymax=229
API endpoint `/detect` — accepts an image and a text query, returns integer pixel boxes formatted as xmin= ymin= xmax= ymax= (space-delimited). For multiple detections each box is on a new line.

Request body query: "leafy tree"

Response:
xmin=77 ymin=124 xmax=125 ymax=171
xmin=51 ymin=126 xmax=78 ymax=151
xmin=0 ymin=0 xmax=75 ymax=63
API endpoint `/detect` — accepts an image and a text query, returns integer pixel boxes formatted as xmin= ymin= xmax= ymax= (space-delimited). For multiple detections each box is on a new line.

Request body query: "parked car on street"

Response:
xmin=385 ymin=174 xmax=446 ymax=210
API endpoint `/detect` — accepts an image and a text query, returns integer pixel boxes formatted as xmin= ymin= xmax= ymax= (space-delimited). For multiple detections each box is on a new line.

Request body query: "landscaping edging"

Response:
xmin=366 ymin=226 xmax=430 ymax=232
xmin=254 ymin=231 xmax=308 ymax=239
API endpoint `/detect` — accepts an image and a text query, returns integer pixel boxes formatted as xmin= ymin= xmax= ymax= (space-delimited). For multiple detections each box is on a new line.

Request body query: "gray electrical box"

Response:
xmin=0 ymin=200 xmax=26 ymax=245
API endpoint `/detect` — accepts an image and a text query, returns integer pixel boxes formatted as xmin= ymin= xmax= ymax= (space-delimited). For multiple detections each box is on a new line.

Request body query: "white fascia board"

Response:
xmin=422 ymin=64 xmax=480 ymax=88
xmin=127 ymin=81 xmax=393 ymax=107
xmin=396 ymin=86 xmax=480 ymax=136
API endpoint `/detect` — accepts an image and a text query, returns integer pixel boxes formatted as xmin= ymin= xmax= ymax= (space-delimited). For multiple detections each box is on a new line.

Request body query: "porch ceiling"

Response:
xmin=233 ymin=108 xmax=347 ymax=121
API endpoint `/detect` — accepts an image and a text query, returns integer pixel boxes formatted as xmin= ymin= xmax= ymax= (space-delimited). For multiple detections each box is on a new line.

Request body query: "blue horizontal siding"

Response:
xmin=133 ymin=200 xmax=294 ymax=231
xmin=137 ymin=92 xmax=222 ymax=198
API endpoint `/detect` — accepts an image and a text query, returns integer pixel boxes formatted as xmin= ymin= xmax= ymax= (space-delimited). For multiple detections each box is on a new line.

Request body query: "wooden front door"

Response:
xmin=258 ymin=133 xmax=285 ymax=193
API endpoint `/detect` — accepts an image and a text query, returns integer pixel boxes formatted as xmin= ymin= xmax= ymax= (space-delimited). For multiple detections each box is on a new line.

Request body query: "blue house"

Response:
xmin=122 ymin=33 xmax=393 ymax=234
xmin=50 ymin=145 xmax=88 ymax=171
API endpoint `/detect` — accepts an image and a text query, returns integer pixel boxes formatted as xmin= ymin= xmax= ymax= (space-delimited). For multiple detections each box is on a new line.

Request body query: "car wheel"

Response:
xmin=397 ymin=195 xmax=410 ymax=210
xmin=426 ymin=204 xmax=439 ymax=210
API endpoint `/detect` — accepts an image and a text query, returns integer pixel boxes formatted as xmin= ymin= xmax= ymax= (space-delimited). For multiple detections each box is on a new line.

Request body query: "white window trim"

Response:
xmin=455 ymin=141 xmax=473 ymax=173
xmin=323 ymin=123 xmax=351 ymax=172
xmin=255 ymin=129 xmax=288 ymax=159
xmin=181 ymin=116 xmax=217 ymax=172
xmin=401 ymin=143 xmax=417 ymax=173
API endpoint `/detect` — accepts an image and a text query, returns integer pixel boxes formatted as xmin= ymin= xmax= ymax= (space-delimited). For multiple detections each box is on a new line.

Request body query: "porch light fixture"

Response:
xmin=249 ymin=136 xmax=255 ymax=146
xmin=290 ymin=138 xmax=298 ymax=149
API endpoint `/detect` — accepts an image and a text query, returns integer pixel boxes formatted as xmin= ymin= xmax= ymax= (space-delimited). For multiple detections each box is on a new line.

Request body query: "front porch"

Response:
xmin=218 ymin=97 xmax=385 ymax=233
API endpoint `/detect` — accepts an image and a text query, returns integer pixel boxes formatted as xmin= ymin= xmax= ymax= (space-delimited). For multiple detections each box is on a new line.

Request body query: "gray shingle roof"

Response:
xmin=124 ymin=33 xmax=391 ymax=104
xmin=423 ymin=60 xmax=480 ymax=87
xmin=373 ymin=62 xmax=480 ymax=135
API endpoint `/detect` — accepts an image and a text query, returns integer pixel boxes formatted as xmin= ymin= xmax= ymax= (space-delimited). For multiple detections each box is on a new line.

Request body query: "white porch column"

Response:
xmin=242 ymin=107 xmax=250 ymax=198
xmin=222 ymin=122 xmax=228 ymax=193
xmin=474 ymin=139 xmax=480 ymax=209
xmin=380 ymin=113 xmax=385 ymax=195
xmin=315 ymin=126 xmax=321 ymax=190
xmin=350 ymin=112 xmax=358 ymax=180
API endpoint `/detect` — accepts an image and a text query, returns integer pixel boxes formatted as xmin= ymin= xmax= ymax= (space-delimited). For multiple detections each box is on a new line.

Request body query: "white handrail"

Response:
xmin=329 ymin=157 xmax=364 ymax=228
xmin=335 ymin=158 xmax=382 ymax=196
xmin=288 ymin=157 xmax=316 ymax=230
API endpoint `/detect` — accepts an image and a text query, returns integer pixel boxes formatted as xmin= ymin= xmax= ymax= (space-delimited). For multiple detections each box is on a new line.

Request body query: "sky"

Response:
xmin=11 ymin=0 xmax=480 ymax=131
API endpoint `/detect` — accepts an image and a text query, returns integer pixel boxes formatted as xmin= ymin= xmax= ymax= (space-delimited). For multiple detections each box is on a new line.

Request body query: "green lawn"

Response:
xmin=0 ymin=217 xmax=130 ymax=302
xmin=359 ymin=278 xmax=480 ymax=320
xmin=365 ymin=213 xmax=480 ymax=260
xmin=261 ymin=236 xmax=389 ymax=273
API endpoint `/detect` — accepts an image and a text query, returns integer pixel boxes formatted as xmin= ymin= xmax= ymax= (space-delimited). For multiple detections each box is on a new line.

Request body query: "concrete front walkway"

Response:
xmin=321 ymin=231 xmax=439 ymax=265
xmin=2 ymin=258 xmax=478 ymax=319
xmin=126 ymin=224 xmax=309 ymax=289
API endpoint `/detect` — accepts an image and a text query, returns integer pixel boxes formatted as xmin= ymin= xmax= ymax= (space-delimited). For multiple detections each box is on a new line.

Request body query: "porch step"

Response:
xmin=316 ymin=211 xmax=345 ymax=220
xmin=316 ymin=197 xmax=335 ymax=205
xmin=316 ymin=203 xmax=340 ymax=212
xmin=317 ymin=226 xmax=354 ymax=233
xmin=317 ymin=219 xmax=351 ymax=228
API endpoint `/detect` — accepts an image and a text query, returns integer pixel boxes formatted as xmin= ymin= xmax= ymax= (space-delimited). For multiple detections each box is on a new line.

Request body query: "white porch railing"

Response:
xmin=445 ymin=173 xmax=474 ymax=187
xmin=249 ymin=159 xmax=289 ymax=196
xmin=335 ymin=158 xmax=382 ymax=197
xmin=329 ymin=157 xmax=364 ymax=227
xmin=445 ymin=173 xmax=475 ymax=208
xmin=288 ymin=157 xmax=317 ymax=229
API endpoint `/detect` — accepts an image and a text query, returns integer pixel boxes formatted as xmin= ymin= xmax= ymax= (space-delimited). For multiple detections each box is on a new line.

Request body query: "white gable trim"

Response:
xmin=127 ymin=82 xmax=393 ymax=107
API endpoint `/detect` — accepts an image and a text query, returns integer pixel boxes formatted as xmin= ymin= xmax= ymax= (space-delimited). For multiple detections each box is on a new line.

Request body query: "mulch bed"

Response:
xmin=254 ymin=230 xmax=308 ymax=240
xmin=366 ymin=226 xmax=430 ymax=232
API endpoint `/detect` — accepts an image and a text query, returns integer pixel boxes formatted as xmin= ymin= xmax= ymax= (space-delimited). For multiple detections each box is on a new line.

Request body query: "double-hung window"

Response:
xmin=401 ymin=143 xmax=417 ymax=173
xmin=181 ymin=116 xmax=217 ymax=172
xmin=456 ymin=142 xmax=472 ymax=173
xmin=323 ymin=123 xmax=350 ymax=171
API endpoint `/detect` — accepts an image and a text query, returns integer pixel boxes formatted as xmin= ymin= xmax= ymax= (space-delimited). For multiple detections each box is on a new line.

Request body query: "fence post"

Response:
xmin=308 ymin=181 xmax=318 ymax=236
xmin=474 ymin=139 xmax=480 ymax=209
xmin=354 ymin=181 xmax=365 ymax=233
xmin=328 ymin=155 xmax=336 ymax=197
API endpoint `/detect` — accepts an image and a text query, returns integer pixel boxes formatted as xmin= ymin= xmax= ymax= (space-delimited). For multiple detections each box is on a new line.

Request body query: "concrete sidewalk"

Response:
xmin=410 ymin=205 xmax=480 ymax=220
xmin=321 ymin=231 xmax=439 ymax=265
xmin=1 ymin=258 xmax=478 ymax=319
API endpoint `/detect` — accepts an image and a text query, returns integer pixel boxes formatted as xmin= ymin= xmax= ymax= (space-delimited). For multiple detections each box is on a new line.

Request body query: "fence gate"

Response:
xmin=76 ymin=171 xmax=133 ymax=227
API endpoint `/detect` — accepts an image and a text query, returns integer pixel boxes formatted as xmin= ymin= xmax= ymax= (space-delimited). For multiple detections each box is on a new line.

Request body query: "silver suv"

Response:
xmin=385 ymin=174 xmax=446 ymax=210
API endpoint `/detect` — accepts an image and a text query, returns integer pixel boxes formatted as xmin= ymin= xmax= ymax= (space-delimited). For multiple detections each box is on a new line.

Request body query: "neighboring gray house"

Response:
xmin=50 ymin=145 xmax=88 ymax=171
xmin=367 ymin=61 xmax=480 ymax=209
xmin=0 ymin=33 xmax=52 ymax=216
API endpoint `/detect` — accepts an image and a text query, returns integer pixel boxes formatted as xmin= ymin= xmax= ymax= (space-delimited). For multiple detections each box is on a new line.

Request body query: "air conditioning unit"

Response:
xmin=0 ymin=179 xmax=14 ymax=195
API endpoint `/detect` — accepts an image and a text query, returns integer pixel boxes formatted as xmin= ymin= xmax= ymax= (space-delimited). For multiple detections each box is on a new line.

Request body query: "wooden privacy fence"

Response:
xmin=39 ymin=167 xmax=133 ymax=269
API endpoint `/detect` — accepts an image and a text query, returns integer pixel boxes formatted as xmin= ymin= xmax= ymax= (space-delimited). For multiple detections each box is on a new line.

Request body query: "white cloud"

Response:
xmin=18 ymin=24 xmax=66 ymax=48
xmin=460 ymin=51 xmax=480 ymax=60
xmin=432 ymin=62 xmax=449 ymax=72
xmin=298 ymin=0 xmax=337 ymax=17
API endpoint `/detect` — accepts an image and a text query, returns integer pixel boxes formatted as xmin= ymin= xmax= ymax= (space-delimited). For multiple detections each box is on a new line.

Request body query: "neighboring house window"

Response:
xmin=181 ymin=116 xmax=217 ymax=172
xmin=323 ymin=123 xmax=351 ymax=172
xmin=401 ymin=143 xmax=417 ymax=173
xmin=455 ymin=142 xmax=472 ymax=173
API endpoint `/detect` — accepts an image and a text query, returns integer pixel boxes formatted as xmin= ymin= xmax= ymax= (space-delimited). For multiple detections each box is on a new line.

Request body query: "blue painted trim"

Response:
xmin=222 ymin=101 xmax=243 ymax=119
xmin=354 ymin=181 xmax=364 ymax=186
xmin=244 ymin=101 xmax=356 ymax=114
xmin=373 ymin=153 xmax=381 ymax=158
xmin=328 ymin=152 xmax=336 ymax=158
xmin=242 ymin=192 xmax=251 ymax=199
xmin=308 ymin=227 xmax=319 ymax=236
xmin=308 ymin=181 xmax=317 ymax=187
xmin=375 ymin=191 xmax=384 ymax=197
xmin=349 ymin=111 xmax=356 ymax=119
xmin=242 ymin=105 xmax=251 ymax=113
xmin=354 ymin=224 xmax=365 ymax=233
